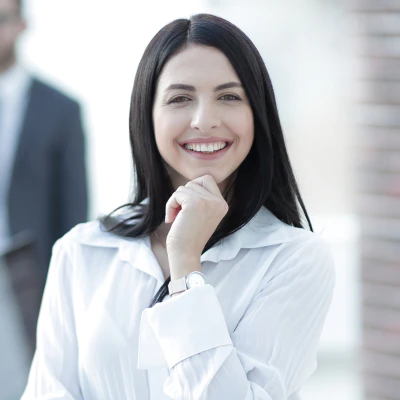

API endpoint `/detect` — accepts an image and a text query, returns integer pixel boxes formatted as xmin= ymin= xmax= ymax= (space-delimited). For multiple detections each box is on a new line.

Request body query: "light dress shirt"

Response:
xmin=0 ymin=63 xmax=31 ymax=248
xmin=21 ymin=204 xmax=335 ymax=400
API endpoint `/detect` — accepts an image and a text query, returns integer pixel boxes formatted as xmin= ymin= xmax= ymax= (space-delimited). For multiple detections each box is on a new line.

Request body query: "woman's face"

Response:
xmin=152 ymin=44 xmax=254 ymax=195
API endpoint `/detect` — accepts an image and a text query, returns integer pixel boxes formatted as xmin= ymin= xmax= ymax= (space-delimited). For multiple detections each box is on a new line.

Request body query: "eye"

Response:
xmin=219 ymin=94 xmax=241 ymax=101
xmin=168 ymin=96 xmax=192 ymax=104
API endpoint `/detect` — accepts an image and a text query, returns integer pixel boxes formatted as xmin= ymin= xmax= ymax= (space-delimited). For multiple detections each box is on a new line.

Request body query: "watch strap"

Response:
xmin=168 ymin=276 xmax=187 ymax=296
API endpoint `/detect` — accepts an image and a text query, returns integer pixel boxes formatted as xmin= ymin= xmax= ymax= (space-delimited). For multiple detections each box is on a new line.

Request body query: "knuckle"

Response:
xmin=193 ymin=197 xmax=207 ymax=208
xmin=218 ymin=199 xmax=229 ymax=213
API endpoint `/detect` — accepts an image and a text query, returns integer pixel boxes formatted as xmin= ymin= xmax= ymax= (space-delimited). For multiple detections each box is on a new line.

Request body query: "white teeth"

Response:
xmin=184 ymin=141 xmax=228 ymax=153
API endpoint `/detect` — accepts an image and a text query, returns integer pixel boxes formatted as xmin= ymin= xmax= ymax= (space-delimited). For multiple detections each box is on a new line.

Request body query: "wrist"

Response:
xmin=168 ymin=255 xmax=202 ymax=281
xmin=170 ymin=291 xmax=184 ymax=298
xmin=168 ymin=270 xmax=207 ymax=297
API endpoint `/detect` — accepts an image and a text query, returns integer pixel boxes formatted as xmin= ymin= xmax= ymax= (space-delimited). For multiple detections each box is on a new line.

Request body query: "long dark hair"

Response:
xmin=101 ymin=13 xmax=313 ymax=308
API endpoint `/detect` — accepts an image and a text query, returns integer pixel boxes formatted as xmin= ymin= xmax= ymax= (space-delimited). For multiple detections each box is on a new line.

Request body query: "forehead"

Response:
xmin=157 ymin=45 xmax=240 ymax=89
xmin=0 ymin=0 xmax=18 ymax=11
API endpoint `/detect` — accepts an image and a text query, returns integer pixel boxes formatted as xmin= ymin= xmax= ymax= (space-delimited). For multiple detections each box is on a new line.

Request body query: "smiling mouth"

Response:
xmin=183 ymin=145 xmax=227 ymax=154
xmin=187 ymin=148 xmax=224 ymax=154
xmin=180 ymin=141 xmax=232 ymax=154
xmin=179 ymin=141 xmax=233 ymax=160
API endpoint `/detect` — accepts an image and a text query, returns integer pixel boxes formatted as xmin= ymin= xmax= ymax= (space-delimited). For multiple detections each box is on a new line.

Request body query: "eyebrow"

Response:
xmin=164 ymin=82 xmax=243 ymax=93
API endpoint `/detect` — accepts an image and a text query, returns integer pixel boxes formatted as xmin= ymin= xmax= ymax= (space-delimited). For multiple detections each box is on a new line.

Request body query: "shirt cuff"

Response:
xmin=137 ymin=284 xmax=233 ymax=369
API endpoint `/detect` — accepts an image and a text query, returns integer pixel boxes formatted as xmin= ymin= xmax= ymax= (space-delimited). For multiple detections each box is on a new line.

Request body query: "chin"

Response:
xmin=190 ymin=171 xmax=228 ymax=184
xmin=167 ymin=163 xmax=234 ymax=188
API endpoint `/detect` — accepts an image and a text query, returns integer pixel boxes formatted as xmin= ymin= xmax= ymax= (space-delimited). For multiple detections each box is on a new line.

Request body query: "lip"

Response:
xmin=180 ymin=141 xmax=233 ymax=160
xmin=178 ymin=136 xmax=234 ymax=145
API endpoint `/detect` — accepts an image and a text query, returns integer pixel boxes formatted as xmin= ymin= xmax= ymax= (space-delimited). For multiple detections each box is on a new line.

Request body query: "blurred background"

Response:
xmin=0 ymin=0 xmax=399 ymax=399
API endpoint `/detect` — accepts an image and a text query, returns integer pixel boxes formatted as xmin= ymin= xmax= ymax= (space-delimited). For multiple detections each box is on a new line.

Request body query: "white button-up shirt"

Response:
xmin=21 ymin=205 xmax=335 ymax=400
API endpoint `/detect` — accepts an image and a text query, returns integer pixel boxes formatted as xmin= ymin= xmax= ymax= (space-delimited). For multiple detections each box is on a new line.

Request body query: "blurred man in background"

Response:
xmin=0 ymin=0 xmax=88 ymax=284
xmin=0 ymin=0 xmax=88 ymax=397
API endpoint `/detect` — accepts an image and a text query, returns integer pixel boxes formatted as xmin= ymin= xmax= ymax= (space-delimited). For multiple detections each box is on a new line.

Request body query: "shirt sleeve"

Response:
xmin=137 ymin=235 xmax=336 ymax=400
xmin=20 ymin=237 xmax=83 ymax=400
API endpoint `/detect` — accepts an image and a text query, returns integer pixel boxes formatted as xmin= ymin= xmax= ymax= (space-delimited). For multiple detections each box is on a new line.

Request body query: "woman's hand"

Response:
xmin=165 ymin=174 xmax=229 ymax=264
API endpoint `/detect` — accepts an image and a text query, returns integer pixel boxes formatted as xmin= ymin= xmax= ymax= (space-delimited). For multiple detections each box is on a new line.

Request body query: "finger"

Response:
xmin=188 ymin=174 xmax=223 ymax=198
xmin=165 ymin=187 xmax=200 ymax=223
xmin=184 ymin=181 xmax=213 ymax=197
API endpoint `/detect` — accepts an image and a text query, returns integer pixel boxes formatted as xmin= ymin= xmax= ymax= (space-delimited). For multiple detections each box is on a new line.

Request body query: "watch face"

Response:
xmin=187 ymin=272 xmax=206 ymax=288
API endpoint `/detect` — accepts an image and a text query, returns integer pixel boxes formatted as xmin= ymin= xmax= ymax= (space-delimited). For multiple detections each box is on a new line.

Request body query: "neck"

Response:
xmin=0 ymin=55 xmax=17 ymax=75
xmin=156 ymin=221 xmax=171 ymax=244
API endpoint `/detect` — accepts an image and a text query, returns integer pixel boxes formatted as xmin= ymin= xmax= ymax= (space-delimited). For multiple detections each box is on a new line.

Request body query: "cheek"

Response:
xmin=154 ymin=111 xmax=189 ymax=143
xmin=153 ymin=112 xmax=189 ymax=159
xmin=226 ymin=109 xmax=254 ymax=144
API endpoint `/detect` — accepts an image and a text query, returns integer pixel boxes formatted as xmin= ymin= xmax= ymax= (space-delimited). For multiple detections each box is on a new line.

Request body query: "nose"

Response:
xmin=190 ymin=101 xmax=221 ymax=132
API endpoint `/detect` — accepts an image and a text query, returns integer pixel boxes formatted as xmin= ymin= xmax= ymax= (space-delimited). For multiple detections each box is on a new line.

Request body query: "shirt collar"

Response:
xmin=74 ymin=205 xmax=292 ymax=283
xmin=203 ymin=205 xmax=292 ymax=263
xmin=0 ymin=63 xmax=30 ymax=101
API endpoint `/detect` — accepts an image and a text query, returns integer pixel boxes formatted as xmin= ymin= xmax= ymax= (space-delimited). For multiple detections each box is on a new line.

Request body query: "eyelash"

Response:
xmin=167 ymin=94 xmax=241 ymax=104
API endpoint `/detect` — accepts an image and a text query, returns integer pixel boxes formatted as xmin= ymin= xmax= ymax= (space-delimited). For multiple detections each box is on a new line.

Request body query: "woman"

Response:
xmin=22 ymin=13 xmax=335 ymax=400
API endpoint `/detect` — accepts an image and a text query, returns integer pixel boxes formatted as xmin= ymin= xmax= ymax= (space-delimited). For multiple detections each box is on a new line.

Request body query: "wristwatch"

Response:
xmin=168 ymin=271 xmax=207 ymax=297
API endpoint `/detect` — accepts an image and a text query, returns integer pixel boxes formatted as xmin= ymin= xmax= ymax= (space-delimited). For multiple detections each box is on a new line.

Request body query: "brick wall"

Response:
xmin=352 ymin=0 xmax=400 ymax=399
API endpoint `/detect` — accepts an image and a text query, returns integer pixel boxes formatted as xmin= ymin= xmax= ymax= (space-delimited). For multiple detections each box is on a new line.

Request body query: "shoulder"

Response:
xmin=58 ymin=219 xmax=135 ymax=249
xmin=251 ymin=206 xmax=333 ymax=258
xmin=52 ymin=220 xmax=139 ymax=262
xmin=30 ymin=77 xmax=81 ymax=111
xmin=285 ymin=224 xmax=332 ymax=256
xmin=282 ymin=222 xmax=334 ymax=265
xmin=50 ymin=220 xmax=145 ymax=274
xmin=270 ymin=224 xmax=336 ymax=287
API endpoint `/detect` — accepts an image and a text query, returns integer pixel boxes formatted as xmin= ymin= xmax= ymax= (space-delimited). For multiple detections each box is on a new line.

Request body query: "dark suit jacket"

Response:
xmin=7 ymin=76 xmax=88 ymax=288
